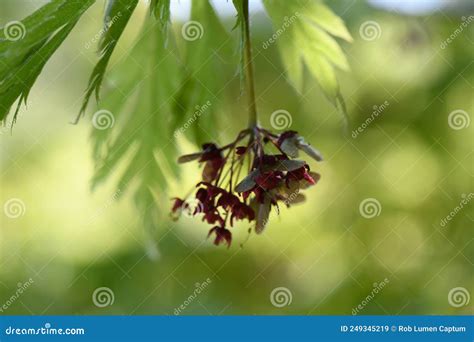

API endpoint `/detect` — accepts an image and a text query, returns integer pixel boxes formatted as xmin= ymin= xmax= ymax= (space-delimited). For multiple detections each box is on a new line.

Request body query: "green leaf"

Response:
xmin=231 ymin=0 xmax=245 ymax=88
xmin=77 ymin=0 xmax=139 ymax=121
xmin=150 ymin=0 xmax=171 ymax=30
xmin=172 ymin=0 xmax=234 ymax=145
xmin=90 ymin=18 xmax=182 ymax=232
xmin=0 ymin=0 xmax=96 ymax=122
xmin=262 ymin=0 xmax=352 ymax=124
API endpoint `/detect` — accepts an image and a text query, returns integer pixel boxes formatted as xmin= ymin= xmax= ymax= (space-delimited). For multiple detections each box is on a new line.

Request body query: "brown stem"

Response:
xmin=243 ymin=0 xmax=257 ymax=128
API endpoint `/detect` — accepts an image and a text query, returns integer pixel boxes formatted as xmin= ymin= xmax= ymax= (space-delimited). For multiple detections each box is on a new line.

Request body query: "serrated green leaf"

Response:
xmin=293 ymin=0 xmax=352 ymax=42
xmin=0 ymin=0 xmax=96 ymax=121
xmin=173 ymin=0 xmax=233 ymax=145
xmin=262 ymin=0 xmax=351 ymax=125
xmin=150 ymin=0 xmax=170 ymax=29
xmin=77 ymin=0 xmax=138 ymax=121
xmin=90 ymin=18 xmax=182 ymax=232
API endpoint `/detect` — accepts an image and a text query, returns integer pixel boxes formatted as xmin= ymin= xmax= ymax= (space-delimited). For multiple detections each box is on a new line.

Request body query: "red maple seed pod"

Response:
xmin=171 ymin=127 xmax=323 ymax=247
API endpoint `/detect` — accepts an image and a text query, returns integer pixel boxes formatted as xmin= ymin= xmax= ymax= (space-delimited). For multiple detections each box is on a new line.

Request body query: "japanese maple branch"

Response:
xmin=242 ymin=0 xmax=257 ymax=129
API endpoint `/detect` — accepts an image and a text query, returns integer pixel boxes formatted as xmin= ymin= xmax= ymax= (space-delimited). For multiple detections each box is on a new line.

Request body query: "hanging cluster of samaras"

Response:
xmin=172 ymin=127 xmax=323 ymax=247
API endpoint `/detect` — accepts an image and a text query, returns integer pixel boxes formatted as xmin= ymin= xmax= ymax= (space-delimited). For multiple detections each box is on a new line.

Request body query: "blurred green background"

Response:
xmin=1 ymin=0 xmax=472 ymax=315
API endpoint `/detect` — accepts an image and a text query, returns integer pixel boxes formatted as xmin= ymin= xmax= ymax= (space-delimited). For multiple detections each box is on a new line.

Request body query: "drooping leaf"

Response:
xmin=77 ymin=0 xmax=139 ymax=121
xmin=0 ymin=0 xmax=96 ymax=121
xmin=172 ymin=0 xmax=234 ymax=145
xmin=262 ymin=0 xmax=352 ymax=125
xmin=231 ymin=0 xmax=245 ymax=89
xmin=150 ymin=0 xmax=171 ymax=31
xmin=90 ymin=18 xmax=182 ymax=234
